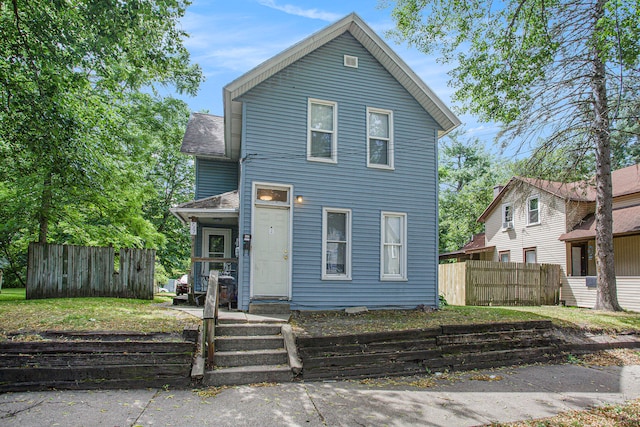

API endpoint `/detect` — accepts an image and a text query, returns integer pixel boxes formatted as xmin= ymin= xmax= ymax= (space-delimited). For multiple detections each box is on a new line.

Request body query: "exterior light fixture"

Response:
xmin=296 ymin=195 xmax=303 ymax=203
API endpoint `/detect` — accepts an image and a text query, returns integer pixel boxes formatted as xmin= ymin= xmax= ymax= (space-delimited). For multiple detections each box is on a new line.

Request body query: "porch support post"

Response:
xmin=189 ymin=217 xmax=197 ymax=305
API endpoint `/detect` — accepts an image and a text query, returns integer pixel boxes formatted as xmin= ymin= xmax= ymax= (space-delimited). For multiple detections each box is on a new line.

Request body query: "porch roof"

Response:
xmin=170 ymin=190 xmax=239 ymax=224
xmin=559 ymin=203 xmax=640 ymax=241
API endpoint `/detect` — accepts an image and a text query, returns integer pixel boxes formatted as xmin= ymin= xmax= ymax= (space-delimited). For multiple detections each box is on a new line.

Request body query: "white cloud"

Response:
xmin=257 ymin=0 xmax=342 ymax=22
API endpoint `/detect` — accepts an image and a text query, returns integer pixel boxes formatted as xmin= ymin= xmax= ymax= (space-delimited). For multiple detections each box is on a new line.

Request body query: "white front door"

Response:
xmin=252 ymin=206 xmax=290 ymax=297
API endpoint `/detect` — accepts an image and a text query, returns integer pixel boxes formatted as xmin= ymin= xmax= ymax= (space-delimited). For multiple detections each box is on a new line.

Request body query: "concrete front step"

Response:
xmin=248 ymin=303 xmax=291 ymax=315
xmin=215 ymin=349 xmax=288 ymax=367
xmin=204 ymin=365 xmax=292 ymax=386
xmin=215 ymin=335 xmax=284 ymax=352
xmin=216 ymin=323 xmax=283 ymax=337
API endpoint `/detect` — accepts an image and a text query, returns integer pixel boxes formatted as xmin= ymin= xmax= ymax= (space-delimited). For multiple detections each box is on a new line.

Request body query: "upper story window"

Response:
xmin=502 ymin=203 xmax=513 ymax=230
xmin=527 ymin=196 xmax=540 ymax=225
xmin=367 ymin=108 xmax=394 ymax=169
xmin=381 ymin=212 xmax=407 ymax=280
xmin=322 ymin=208 xmax=351 ymax=280
xmin=308 ymin=99 xmax=337 ymax=163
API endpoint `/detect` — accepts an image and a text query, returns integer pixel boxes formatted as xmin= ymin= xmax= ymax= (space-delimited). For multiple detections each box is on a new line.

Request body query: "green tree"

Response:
xmin=439 ymin=130 xmax=508 ymax=254
xmin=390 ymin=0 xmax=640 ymax=311
xmin=0 ymin=1 xmax=202 ymax=286
xmin=128 ymin=94 xmax=194 ymax=278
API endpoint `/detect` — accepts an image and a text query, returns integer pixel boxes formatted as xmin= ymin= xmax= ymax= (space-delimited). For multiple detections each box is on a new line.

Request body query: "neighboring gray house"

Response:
xmin=171 ymin=13 xmax=460 ymax=311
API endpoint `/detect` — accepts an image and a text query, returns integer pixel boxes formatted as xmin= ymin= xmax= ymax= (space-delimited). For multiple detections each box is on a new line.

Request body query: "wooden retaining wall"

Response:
xmin=439 ymin=261 xmax=561 ymax=306
xmin=0 ymin=331 xmax=197 ymax=392
xmin=26 ymin=243 xmax=155 ymax=300
xmin=297 ymin=321 xmax=559 ymax=380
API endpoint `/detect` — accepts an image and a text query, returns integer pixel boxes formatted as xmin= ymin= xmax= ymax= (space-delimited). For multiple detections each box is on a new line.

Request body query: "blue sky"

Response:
xmin=177 ymin=0 xmax=502 ymax=145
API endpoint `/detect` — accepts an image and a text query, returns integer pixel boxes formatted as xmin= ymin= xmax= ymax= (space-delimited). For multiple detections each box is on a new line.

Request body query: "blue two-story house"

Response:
xmin=171 ymin=13 xmax=460 ymax=311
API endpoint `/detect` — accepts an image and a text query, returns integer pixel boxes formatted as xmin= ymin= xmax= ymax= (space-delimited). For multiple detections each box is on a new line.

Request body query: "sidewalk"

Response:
xmin=2 ymin=362 xmax=639 ymax=426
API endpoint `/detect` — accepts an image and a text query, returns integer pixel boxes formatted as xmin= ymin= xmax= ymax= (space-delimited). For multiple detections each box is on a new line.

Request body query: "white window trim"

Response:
xmin=307 ymin=98 xmax=337 ymax=164
xmin=366 ymin=107 xmax=394 ymax=170
xmin=501 ymin=202 xmax=513 ymax=231
xmin=202 ymin=228 xmax=232 ymax=275
xmin=380 ymin=211 xmax=407 ymax=281
xmin=527 ymin=195 xmax=540 ymax=226
xmin=322 ymin=208 xmax=352 ymax=280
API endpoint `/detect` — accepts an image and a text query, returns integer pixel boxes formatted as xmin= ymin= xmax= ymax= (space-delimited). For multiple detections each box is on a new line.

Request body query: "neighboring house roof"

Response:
xmin=180 ymin=113 xmax=226 ymax=158
xmin=222 ymin=12 xmax=461 ymax=160
xmin=559 ymin=204 xmax=640 ymax=241
xmin=170 ymin=190 xmax=239 ymax=224
xmin=610 ymin=164 xmax=640 ymax=198
xmin=478 ymin=164 xmax=640 ymax=222
xmin=439 ymin=233 xmax=494 ymax=260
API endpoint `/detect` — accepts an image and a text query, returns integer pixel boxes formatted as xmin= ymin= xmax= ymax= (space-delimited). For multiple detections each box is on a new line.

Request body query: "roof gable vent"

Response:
xmin=344 ymin=55 xmax=358 ymax=68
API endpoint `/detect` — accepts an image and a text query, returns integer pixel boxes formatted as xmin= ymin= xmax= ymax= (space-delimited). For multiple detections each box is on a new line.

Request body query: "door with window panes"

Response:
xmin=202 ymin=229 xmax=232 ymax=278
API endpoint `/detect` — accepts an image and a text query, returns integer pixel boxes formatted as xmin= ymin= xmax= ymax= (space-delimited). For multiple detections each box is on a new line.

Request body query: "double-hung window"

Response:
xmin=527 ymin=196 xmax=540 ymax=225
xmin=367 ymin=108 xmax=393 ymax=169
xmin=322 ymin=208 xmax=351 ymax=280
xmin=308 ymin=99 xmax=337 ymax=163
xmin=381 ymin=212 xmax=407 ymax=280
xmin=502 ymin=203 xmax=513 ymax=230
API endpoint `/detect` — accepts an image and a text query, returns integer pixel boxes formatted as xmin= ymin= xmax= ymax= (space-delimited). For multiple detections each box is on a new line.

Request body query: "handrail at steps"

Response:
xmin=202 ymin=271 xmax=219 ymax=368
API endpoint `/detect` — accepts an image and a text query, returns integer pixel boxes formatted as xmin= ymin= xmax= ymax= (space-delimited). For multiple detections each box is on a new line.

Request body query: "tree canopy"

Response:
xmin=438 ymin=130 xmax=509 ymax=254
xmin=0 ymin=1 xmax=201 ymax=286
xmin=390 ymin=0 xmax=640 ymax=310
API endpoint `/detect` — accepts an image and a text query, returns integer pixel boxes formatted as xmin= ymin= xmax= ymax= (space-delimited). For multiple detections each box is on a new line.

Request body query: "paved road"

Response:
xmin=1 ymin=363 xmax=639 ymax=426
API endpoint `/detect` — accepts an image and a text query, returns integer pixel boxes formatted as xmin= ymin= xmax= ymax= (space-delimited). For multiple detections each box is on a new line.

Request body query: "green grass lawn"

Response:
xmin=3 ymin=286 xmax=639 ymax=339
xmin=292 ymin=304 xmax=640 ymax=337
xmin=0 ymin=287 xmax=26 ymax=301
xmin=0 ymin=288 xmax=199 ymax=340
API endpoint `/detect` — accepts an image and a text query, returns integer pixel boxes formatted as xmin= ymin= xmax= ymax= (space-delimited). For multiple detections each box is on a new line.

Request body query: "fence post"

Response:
xmin=203 ymin=271 xmax=219 ymax=367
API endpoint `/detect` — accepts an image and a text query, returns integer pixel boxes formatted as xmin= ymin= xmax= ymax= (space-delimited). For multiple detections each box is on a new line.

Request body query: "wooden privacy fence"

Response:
xmin=439 ymin=260 xmax=561 ymax=306
xmin=27 ymin=243 xmax=155 ymax=300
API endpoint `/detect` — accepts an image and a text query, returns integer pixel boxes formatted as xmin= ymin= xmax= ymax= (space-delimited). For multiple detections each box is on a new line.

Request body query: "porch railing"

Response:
xmin=202 ymin=272 xmax=219 ymax=367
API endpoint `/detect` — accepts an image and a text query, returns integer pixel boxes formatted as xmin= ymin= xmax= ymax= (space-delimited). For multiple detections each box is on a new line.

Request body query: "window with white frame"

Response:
xmin=527 ymin=196 xmax=540 ymax=225
xmin=367 ymin=108 xmax=393 ymax=169
xmin=308 ymin=99 xmax=337 ymax=162
xmin=381 ymin=212 xmax=407 ymax=280
xmin=322 ymin=208 xmax=351 ymax=280
xmin=502 ymin=203 xmax=513 ymax=229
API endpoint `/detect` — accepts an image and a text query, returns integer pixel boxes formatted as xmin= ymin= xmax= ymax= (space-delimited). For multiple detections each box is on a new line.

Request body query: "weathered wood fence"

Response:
xmin=439 ymin=260 xmax=561 ymax=306
xmin=27 ymin=243 xmax=155 ymax=300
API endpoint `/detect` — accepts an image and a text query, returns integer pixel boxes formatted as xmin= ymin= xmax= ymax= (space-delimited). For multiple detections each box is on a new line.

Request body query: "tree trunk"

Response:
xmin=37 ymin=170 xmax=52 ymax=243
xmin=591 ymin=0 xmax=622 ymax=312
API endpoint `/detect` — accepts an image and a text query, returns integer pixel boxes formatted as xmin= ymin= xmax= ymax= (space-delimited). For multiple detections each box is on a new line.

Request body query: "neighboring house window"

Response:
xmin=499 ymin=251 xmax=510 ymax=262
xmin=527 ymin=196 xmax=540 ymax=225
xmin=308 ymin=99 xmax=337 ymax=163
xmin=502 ymin=203 xmax=513 ymax=230
xmin=367 ymin=107 xmax=394 ymax=169
xmin=524 ymin=248 xmax=537 ymax=264
xmin=381 ymin=212 xmax=407 ymax=280
xmin=322 ymin=208 xmax=351 ymax=280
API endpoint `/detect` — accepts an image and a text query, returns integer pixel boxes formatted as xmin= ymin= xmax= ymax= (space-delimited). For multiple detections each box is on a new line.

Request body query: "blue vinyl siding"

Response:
xmin=195 ymin=158 xmax=238 ymax=199
xmin=236 ymin=33 xmax=439 ymax=310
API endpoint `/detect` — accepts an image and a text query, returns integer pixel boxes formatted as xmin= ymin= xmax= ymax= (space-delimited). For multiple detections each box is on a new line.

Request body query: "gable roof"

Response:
xmin=478 ymin=164 xmax=640 ymax=223
xmin=180 ymin=113 xmax=226 ymax=158
xmin=222 ymin=12 xmax=460 ymax=159
xmin=559 ymin=203 xmax=640 ymax=241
